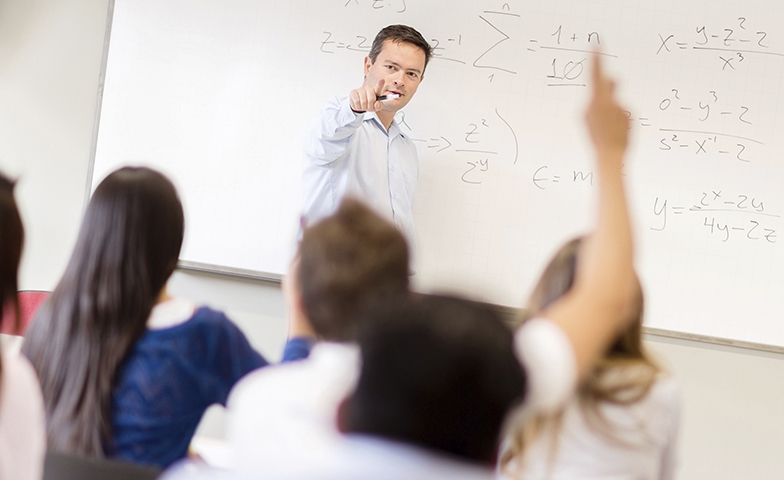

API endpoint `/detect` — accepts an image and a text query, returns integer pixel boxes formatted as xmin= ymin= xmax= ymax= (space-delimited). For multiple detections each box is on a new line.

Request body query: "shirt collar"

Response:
xmin=365 ymin=111 xmax=404 ymax=139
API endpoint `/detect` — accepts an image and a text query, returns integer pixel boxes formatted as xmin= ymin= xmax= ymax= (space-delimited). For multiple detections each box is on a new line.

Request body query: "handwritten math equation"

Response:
xmin=322 ymin=5 xmax=782 ymax=87
xmin=630 ymin=88 xmax=764 ymax=163
xmin=342 ymin=0 xmax=407 ymax=13
xmin=321 ymin=2 xmax=609 ymax=87
xmin=651 ymin=190 xmax=778 ymax=243
xmin=530 ymin=165 xmax=597 ymax=190
xmin=656 ymin=17 xmax=783 ymax=70
xmin=397 ymin=108 xmax=518 ymax=185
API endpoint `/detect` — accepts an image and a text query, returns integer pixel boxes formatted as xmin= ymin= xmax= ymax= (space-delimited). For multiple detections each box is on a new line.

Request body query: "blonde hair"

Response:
xmin=500 ymin=237 xmax=660 ymax=475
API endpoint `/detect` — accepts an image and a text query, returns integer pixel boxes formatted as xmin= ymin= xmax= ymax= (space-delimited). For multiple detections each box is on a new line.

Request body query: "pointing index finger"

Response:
xmin=592 ymin=52 xmax=614 ymax=100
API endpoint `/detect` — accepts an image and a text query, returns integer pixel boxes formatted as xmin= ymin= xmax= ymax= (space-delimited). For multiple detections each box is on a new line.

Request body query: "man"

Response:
xmin=302 ymin=25 xmax=433 ymax=269
xmin=225 ymin=197 xmax=410 ymax=475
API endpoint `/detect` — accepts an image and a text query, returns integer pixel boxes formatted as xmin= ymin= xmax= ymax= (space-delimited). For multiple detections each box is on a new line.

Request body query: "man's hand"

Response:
xmin=350 ymin=78 xmax=385 ymax=114
xmin=585 ymin=54 xmax=629 ymax=161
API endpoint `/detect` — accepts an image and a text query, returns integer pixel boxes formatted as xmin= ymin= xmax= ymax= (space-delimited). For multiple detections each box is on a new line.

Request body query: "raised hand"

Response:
xmin=585 ymin=54 xmax=629 ymax=161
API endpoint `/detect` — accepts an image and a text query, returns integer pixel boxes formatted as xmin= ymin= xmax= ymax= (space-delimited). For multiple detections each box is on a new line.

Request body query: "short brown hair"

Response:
xmin=297 ymin=198 xmax=409 ymax=342
xmin=369 ymin=24 xmax=433 ymax=73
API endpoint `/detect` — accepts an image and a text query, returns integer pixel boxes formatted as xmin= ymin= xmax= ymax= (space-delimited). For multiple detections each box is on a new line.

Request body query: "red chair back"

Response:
xmin=1 ymin=290 xmax=50 ymax=336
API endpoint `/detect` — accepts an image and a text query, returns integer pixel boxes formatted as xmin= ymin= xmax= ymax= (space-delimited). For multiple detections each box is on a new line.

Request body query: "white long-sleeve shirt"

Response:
xmin=302 ymin=96 xmax=419 ymax=266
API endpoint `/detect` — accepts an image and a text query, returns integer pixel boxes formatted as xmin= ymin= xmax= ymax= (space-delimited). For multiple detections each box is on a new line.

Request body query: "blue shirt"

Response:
xmin=111 ymin=307 xmax=309 ymax=467
xmin=302 ymin=96 xmax=419 ymax=267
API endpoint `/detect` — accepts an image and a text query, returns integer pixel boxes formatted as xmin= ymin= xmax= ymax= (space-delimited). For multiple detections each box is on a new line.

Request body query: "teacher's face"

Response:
xmin=363 ymin=39 xmax=426 ymax=114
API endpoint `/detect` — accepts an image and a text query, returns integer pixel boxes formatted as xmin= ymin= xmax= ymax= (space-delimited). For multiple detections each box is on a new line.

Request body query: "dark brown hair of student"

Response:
xmin=339 ymin=293 xmax=526 ymax=465
xmin=0 ymin=173 xmax=24 ymax=379
xmin=297 ymin=197 xmax=409 ymax=342
xmin=369 ymin=24 xmax=434 ymax=73
xmin=500 ymin=236 xmax=660 ymax=472
xmin=22 ymin=166 xmax=184 ymax=457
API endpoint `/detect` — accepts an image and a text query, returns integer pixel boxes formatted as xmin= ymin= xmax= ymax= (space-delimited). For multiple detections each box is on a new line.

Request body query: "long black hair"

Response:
xmin=23 ymin=166 xmax=184 ymax=456
xmin=0 ymin=173 xmax=24 ymax=379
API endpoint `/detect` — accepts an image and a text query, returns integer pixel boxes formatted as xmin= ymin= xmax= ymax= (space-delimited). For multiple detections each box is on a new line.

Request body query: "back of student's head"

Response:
xmin=297 ymin=197 xmax=409 ymax=342
xmin=339 ymin=293 xmax=526 ymax=465
xmin=23 ymin=166 xmax=184 ymax=456
xmin=0 ymin=173 xmax=24 ymax=375
xmin=527 ymin=236 xmax=646 ymax=360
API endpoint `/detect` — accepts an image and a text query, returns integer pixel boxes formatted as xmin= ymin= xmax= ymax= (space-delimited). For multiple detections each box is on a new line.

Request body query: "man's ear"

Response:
xmin=363 ymin=56 xmax=373 ymax=76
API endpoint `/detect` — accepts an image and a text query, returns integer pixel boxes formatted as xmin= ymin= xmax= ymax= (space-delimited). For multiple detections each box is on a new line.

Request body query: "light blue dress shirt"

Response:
xmin=302 ymin=96 xmax=418 ymax=268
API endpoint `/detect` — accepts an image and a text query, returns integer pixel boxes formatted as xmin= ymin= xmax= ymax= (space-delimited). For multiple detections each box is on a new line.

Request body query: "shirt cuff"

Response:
xmin=281 ymin=336 xmax=316 ymax=362
xmin=339 ymin=97 xmax=366 ymax=125
xmin=514 ymin=318 xmax=577 ymax=414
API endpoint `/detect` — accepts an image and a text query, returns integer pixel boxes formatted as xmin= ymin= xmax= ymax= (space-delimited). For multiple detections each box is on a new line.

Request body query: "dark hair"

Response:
xmin=369 ymin=24 xmax=433 ymax=73
xmin=23 ymin=166 xmax=184 ymax=456
xmin=297 ymin=197 xmax=409 ymax=342
xmin=340 ymin=294 xmax=526 ymax=465
xmin=0 ymin=173 xmax=24 ymax=379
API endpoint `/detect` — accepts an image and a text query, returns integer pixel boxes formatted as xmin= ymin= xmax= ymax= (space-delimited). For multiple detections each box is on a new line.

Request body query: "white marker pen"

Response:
xmin=376 ymin=93 xmax=401 ymax=101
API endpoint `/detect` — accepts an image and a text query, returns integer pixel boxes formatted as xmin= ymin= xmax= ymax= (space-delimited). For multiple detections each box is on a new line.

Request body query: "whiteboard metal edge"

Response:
xmin=642 ymin=327 xmax=784 ymax=355
xmin=177 ymin=260 xmax=282 ymax=283
xmin=173 ymin=265 xmax=783 ymax=353
xmin=493 ymin=305 xmax=784 ymax=354
xmin=85 ymin=0 xmax=115 ymax=209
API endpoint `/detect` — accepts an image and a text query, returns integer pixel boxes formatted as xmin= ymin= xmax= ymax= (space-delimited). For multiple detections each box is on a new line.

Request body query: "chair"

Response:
xmin=43 ymin=450 xmax=163 ymax=480
xmin=0 ymin=290 xmax=49 ymax=335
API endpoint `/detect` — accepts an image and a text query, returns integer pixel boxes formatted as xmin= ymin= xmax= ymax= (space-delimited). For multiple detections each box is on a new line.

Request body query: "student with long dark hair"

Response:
xmin=0 ymin=173 xmax=46 ymax=480
xmin=23 ymin=166 xmax=308 ymax=468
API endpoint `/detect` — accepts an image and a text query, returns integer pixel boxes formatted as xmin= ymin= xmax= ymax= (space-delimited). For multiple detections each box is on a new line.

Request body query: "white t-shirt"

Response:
xmin=0 ymin=350 xmax=46 ymax=480
xmin=513 ymin=318 xmax=578 ymax=415
xmin=500 ymin=372 xmax=681 ymax=480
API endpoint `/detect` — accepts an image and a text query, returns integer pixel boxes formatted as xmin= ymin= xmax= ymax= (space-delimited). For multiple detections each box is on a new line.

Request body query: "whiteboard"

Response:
xmin=92 ymin=0 xmax=784 ymax=349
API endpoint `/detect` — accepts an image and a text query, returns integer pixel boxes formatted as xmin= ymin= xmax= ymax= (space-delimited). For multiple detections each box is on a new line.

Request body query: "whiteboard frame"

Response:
xmin=86 ymin=0 xmax=781 ymax=354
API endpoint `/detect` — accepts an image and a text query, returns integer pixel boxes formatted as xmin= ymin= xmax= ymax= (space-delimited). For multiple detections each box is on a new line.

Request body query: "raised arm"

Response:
xmin=540 ymin=54 xmax=635 ymax=379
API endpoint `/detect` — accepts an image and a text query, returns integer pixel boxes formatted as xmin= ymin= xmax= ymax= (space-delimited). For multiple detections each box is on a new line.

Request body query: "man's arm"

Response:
xmin=304 ymin=79 xmax=385 ymax=165
xmin=539 ymin=54 xmax=635 ymax=380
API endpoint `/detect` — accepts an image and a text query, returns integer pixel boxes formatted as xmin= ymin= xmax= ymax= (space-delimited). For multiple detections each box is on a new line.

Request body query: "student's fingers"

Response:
xmin=586 ymin=53 xmax=629 ymax=156
xmin=592 ymin=53 xmax=602 ymax=95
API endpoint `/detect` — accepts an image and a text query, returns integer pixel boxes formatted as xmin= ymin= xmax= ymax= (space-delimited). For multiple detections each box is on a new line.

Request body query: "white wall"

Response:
xmin=2 ymin=1 xmax=783 ymax=478
xmin=0 ymin=0 xmax=110 ymax=290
